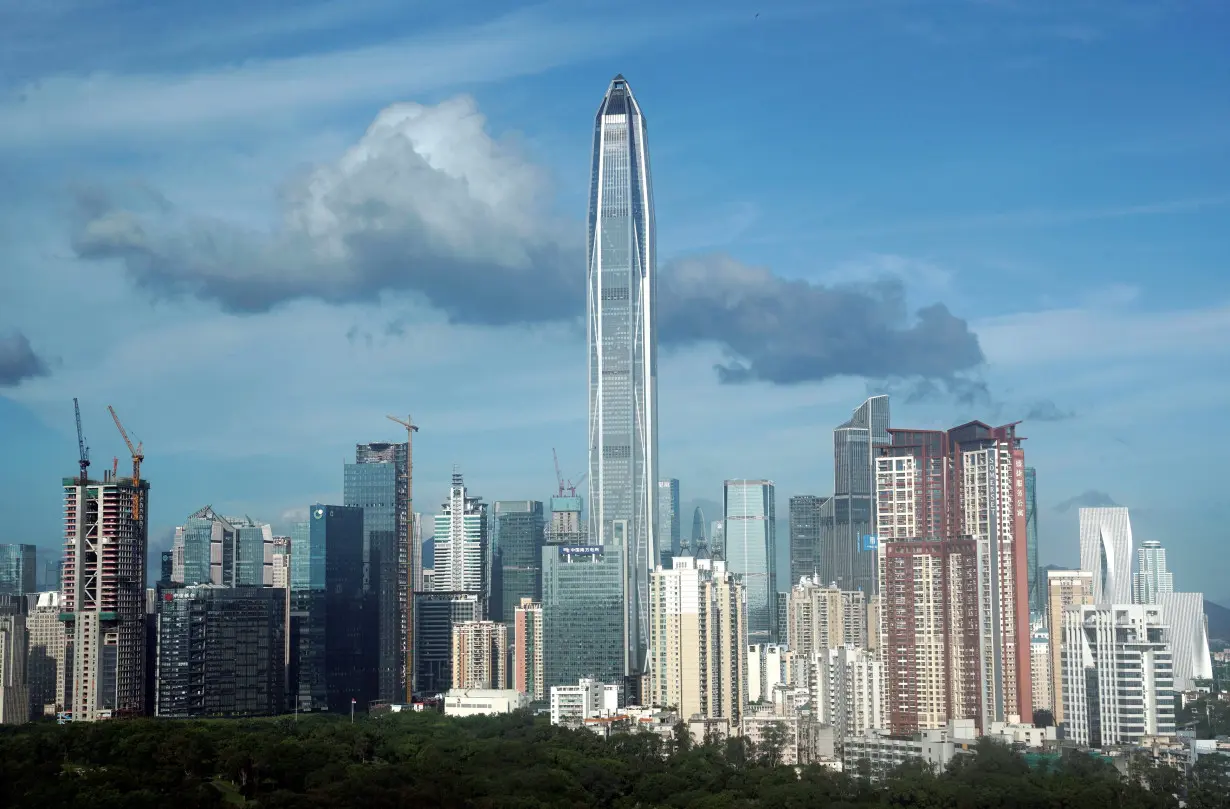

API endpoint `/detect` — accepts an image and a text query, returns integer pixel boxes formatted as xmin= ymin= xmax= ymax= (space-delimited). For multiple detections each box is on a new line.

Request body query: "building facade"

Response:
xmin=788 ymin=495 xmax=825 ymax=588
xmin=811 ymin=644 xmax=885 ymax=742
xmin=587 ymin=74 xmax=659 ymax=678
xmin=513 ymin=598 xmax=545 ymax=700
xmin=0 ymin=596 xmax=29 ymax=724
xmin=433 ymin=472 xmax=489 ymax=603
xmin=494 ymin=500 xmax=545 ymax=623
xmin=451 ymin=620 xmax=508 ymax=690
xmin=785 ymin=577 xmax=869 ymax=663
xmin=821 ymin=395 xmax=890 ymax=594
xmin=1134 ymin=540 xmax=1174 ymax=605
xmin=62 ymin=474 xmax=149 ymax=720
xmin=1024 ymin=467 xmax=1041 ymax=614
xmin=1030 ymin=628 xmax=1052 ymax=713
xmin=0 ymin=544 xmax=36 ymax=596
xmin=1045 ymin=569 xmax=1094 ymax=725
xmin=1157 ymin=591 xmax=1213 ymax=691
xmin=747 ymin=643 xmax=794 ymax=704
xmin=542 ymin=544 xmax=625 ymax=689
xmin=723 ymin=479 xmax=776 ymax=645
xmin=413 ymin=591 xmax=480 ymax=697
xmin=156 ymin=585 xmax=286 ymax=718
xmin=25 ymin=591 xmax=67 ymax=717
xmin=656 ymin=480 xmax=680 ymax=558
xmin=1079 ymin=507 xmax=1134 ymax=605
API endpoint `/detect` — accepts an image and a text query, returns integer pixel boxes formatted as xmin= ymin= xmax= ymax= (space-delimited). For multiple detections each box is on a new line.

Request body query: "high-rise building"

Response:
xmin=25 ymin=591 xmax=67 ymax=717
xmin=876 ymin=421 xmax=1033 ymax=727
xmin=494 ymin=501 xmax=545 ymax=623
xmin=656 ymin=480 xmax=681 ymax=558
xmin=810 ymin=645 xmax=885 ymax=742
xmin=433 ymin=472 xmax=489 ymax=603
xmin=0 ymin=544 xmax=36 ymax=596
xmin=1030 ymin=628 xmax=1052 ymax=713
xmin=513 ymin=598 xmax=545 ymax=700
xmin=1024 ymin=467 xmax=1042 ymax=615
xmin=723 ymin=480 xmax=776 ymax=645
xmin=587 ymin=74 xmax=659 ymax=678
xmin=788 ymin=495 xmax=825 ymax=587
xmin=1134 ymin=540 xmax=1174 ymax=605
xmin=451 ymin=620 xmax=508 ymax=690
xmin=710 ymin=521 xmax=725 ymax=557
xmin=542 ymin=544 xmax=625 ymax=689
xmin=747 ymin=643 xmax=793 ymax=705
xmin=647 ymin=556 xmax=746 ymax=723
xmin=345 ymin=442 xmax=410 ymax=701
xmin=0 ymin=596 xmax=29 ymax=724
xmin=42 ymin=558 xmax=61 ymax=592
xmin=820 ymin=395 xmax=890 ymax=594
xmin=62 ymin=473 xmax=149 ymax=720
xmin=689 ymin=507 xmax=707 ymax=553
xmin=156 ymin=585 xmax=286 ymax=718
xmin=1157 ymin=591 xmax=1213 ymax=691
xmin=413 ymin=591 xmax=481 ymax=696
xmin=785 ymin=578 xmax=869 ymax=662
xmin=289 ymin=505 xmax=376 ymax=713
xmin=1079 ymin=507 xmax=1134 ymax=605
xmin=1061 ymin=603 xmax=1175 ymax=747
xmin=1045 ymin=569 xmax=1094 ymax=725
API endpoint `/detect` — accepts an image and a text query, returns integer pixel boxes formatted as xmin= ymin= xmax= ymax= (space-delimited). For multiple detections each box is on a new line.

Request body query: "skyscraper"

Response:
xmin=450 ymin=620 xmax=509 ymax=690
xmin=25 ymin=591 xmax=67 ymax=717
xmin=656 ymin=480 xmax=680 ymax=558
xmin=788 ymin=495 xmax=825 ymax=587
xmin=345 ymin=442 xmax=410 ymax=701
xmin=819 ymin=396 xmax=890 ymax=594
xmin=513 ymin=598 xmax=545 ymax=700
xmin=1134 ymin=540 xmax=1174 ymax=605
xmin=587 ymin=74 xmax=658 ymax=677
xmin=1045 ymin=569 xmax=1093 ymax=725
xmin=542 ymin=544 xmax=625 ymax=689
xmin=690 ymin=507 xmax=706 ymax=552
xmin=63 ymin=473 xmax=149 ymax=720
xmin=494 ymin=500 xmax=545 ymax=622
xmin=1079 ymin=507 xmax=1134 ymax=605
xmin=723 ymin=480 xmax=776 ymax=645
xmin=0 ymin=596 xmax=29 ymax=724
xmin=1025 ymin=467 xmax=1042 ymax=614
xmin=1157 ymin=591 xmax=1212 ymax=691
xmin=432 ymin=472 xmax=489 ymax=604
xmin=0 ymin=544 xmax=36 ymax=596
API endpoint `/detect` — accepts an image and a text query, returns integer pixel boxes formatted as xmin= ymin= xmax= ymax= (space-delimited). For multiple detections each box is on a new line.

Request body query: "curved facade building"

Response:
xmin=587 ymin=74 xmax=658 ymax=676
xmin=1078 ymin=507 xmax=1133 ymax=605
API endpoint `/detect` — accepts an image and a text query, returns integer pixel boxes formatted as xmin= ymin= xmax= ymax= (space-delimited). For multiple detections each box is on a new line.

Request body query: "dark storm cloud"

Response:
xmin=1054 ymin=490 xmax=1120 ymax=513
xmin=1024 ymin=399 xmax=1076 ymax=422
xmin=0 ymin=331 xmax=49 ymax=386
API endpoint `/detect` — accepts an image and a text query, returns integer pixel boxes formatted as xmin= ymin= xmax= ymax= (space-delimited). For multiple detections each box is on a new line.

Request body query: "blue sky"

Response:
xmin=1 ymin=0 xmax=1227 ymax=599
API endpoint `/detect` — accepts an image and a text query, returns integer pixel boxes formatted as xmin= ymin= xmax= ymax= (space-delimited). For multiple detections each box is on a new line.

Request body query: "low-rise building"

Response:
xmin=584 ymin=707 xmax=679 ymax=740
xmin=443 ymin=688 xmax=529 ymax=717
xmin=550 ymin=678 xmax=621 ymax=726
xmin=742 ymin=703 xmax=800 ymax=765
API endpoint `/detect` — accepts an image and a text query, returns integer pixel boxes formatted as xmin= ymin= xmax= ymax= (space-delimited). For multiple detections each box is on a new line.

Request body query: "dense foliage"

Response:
xmin=0 ymin=711 xmax=1216 ymax=809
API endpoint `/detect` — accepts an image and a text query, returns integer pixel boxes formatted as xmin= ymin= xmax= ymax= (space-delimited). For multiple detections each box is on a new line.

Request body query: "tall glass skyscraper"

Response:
xmin=542 ymin=543 xmax=625 ymax=689
xmin=587 ymin=74 xmax=658 ymax=676
xmin=820 ymin=395 xmax=890 ymax=594
xmin=494 ymin=500 xmax=545 ymax=622
xmin=656 ymin=479 xmax=680 ymax=558
xmin=1025 ymin=467 xmax=1041 ymax=614
xmin=723 ymin=479 xmax=776 ymax=644
xmin=0 ymin=544 xmax=36 ymax=596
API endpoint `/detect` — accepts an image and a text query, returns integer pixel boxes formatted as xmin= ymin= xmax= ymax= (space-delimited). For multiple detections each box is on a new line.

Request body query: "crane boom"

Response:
xmin=73 ymin=397 xmax=90 ymax=486
xmin=107 ymin=405 xmax=144 ymax=519
xmin=553 ymin=448 xmax=565 ymax=497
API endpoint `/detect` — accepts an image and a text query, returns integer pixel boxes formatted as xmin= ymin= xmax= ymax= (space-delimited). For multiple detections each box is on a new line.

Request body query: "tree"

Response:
xmin=1033 ymin=708 xmax=1055 ymax=728
xmin=1188 ymin=752 xmax=1230 ymax=809
xmin=756 ymin=721 xmax=789 ymax=768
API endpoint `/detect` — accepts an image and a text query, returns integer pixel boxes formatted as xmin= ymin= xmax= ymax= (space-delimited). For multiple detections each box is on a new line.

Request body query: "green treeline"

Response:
xmin=0 ymin=710 xmax=1226 ymax=809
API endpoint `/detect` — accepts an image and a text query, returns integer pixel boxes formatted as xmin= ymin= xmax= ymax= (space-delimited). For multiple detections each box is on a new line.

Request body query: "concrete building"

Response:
xmin=25 ymin=591 xmax=67 ymax=717
xmin=586 ymin=706 xmax=679 ymax=740
xmin=1157 ymin=591 xmax=1212 ymax=691
xmin=443 ymin=688 xmax=529 ymax=717
xmin=1046 ymin=569 xmax=1094 ymax=725
xmin=748 ymin=644 xmax=794 ymax=704
xmin=1079 ymin=507 xmax=1134 ymax=606
xmin=841 ymin=720 xmax=977 ymax=780
xmin=1062 ymin=604 xmax=1176 ymax=747
xmin=1134 ymin=540 xmax=1174 ymax=605
xmin=550 ymin=678 xmax=621 ymax=726
xmin=647 ymin=556 xmax=746 ymax=723
xmin=451 ymin=620 xmax=508 ymax=690
xmin=741 ymin=703 xmax=800 ymax=765
xmin=811 ymin=644 xmax=885 ymax=742
xmin=0 ymin=544 xmax=37 ymax=597
xmin=1030 ymin=628 xmax=1052 ymax=713
xmin=62 ymin=473 xmax=150 ymax=720
xmin=785 ymin=577 xmax=869 ymax=661
xmin=545 ymin=496 xmax=585 ymax=546
xmin=513 ymin=598 xmax=545 ymax=700
xmin=0 ymin=596 xmax=29 ymax=724
xmin=723 ymin=480 xmax=776 ymax=644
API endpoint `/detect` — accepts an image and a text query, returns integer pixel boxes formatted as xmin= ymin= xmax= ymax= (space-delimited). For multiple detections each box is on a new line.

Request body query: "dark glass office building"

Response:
xmin=156 ymin=585 xmax=286 ymax=718
xmin=820 ymin=395 xmax=890 ymax=594
xmin=289 ymin=505 xmax=376 ymax=713
xmin=542 ymin=544 xmax=625 ymax=688
xmin=412 ymin=591 xmax=480 ymax=696
xmin=494 ymin=500 xmax=545 ymax=623
xmin=788 ymin=495 xmax=826 ymax=587
xmin=0 ymin=544 xmax=36 ymax=596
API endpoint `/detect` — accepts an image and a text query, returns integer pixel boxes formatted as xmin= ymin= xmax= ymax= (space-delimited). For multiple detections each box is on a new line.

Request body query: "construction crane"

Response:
xmin=566 ymin=470 xmax=588 ymax=497
xmin=552 ymin=448 xmax=566 ymax=497
xmin=107 ymin=406 xmax=143 ymax=519
xmin=73 ymin=398 xmax=90 ymax=486
xmin=386 ymin=413 xmax=419 ymax=702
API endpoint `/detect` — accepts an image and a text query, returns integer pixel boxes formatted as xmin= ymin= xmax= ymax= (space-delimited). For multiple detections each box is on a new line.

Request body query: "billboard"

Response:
xmin=861 ymin=534 xmax=879 ymax=552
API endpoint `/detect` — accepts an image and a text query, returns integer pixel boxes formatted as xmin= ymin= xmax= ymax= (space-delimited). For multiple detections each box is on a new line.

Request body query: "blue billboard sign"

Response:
xmin=861 ymin=534 xmax=879 ymax=552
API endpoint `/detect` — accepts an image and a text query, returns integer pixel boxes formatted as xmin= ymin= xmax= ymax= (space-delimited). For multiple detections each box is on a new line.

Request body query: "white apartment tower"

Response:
xmin=433 ymin=471 xmax=489 ymax=597
xmin=1079 ymin=507 xmax=1134 ymax=605
xmin=1133 ymin=540 xmax=1174 ymax=605
xmin=785 ymin=577 xmax=869 ymax=660
xmin=810 ymin=645 xmax=885 ymax=741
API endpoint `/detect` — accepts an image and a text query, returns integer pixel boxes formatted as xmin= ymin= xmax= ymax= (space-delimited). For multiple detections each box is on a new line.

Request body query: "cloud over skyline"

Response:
xmin=0 ymin=332 xmax=50 ymax=387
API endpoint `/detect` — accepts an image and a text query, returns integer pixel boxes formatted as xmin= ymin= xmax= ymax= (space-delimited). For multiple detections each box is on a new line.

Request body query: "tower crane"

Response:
xmin=107 ymin=405 xmax=143 ymax=519
xmin=73 ymin=397 xmax=90 ymax=486
xmin=552 ymin=448 xmax=566 ymax=497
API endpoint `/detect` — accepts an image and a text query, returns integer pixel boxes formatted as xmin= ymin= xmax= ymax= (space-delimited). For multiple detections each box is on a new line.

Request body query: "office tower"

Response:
xmin=345 ymin=442 xmax=410 ymax=702
xmin=410 ymin=513 xmax=426 ymax=589
xmin=62 ymin=473 xmax=149 ymax=720
xmin=747 ymin=644 xmax=793 ymax=704
xmin=656 ymin=480 xmax=681 ymax=557
xmin=788 ymin=495 xmax=825 ymax=587
xmin=820 ymin=395 xmax=890 ymax=594
xmin=587 ymin=74 xmax=659 ymax=679
xmin=159 ymin=550 xmax=173 ymax=584
xmin=1079 ymin=507 xmax=1133 ymax=605
xmin=226 ymin=515 xmax=274 ymax=587
xmin=542 ymin=544 xmax=625 ymax=688
xmin=514 ymin=598 xmax=545 ymax=700
xmin=156 ymin=585 xmax=286 ymax=718
xmin=811 ymin=645 xmax=885 ymax=742
xmin=42 ymin=558 xmax=61 ymax=592
xmin=289 ymin=505 xmax=375 ymax=713
xmin=0 ymin=596 xmax=29 ymax=724
xmin=690 ymin=507 xmax=706 ymax=552
xmin=647 ymin=556 xmax=746 ymax=723
xmin=1045 ymin=570 xmax=1094 ymax=725
xmin=1157 ymin=591 xmax=1213 ymax=691
xmin=723 ymin=480 xmax=776 ymax=645
xmin=494 ymin=501 xmax=545 ymax=622
xmin=413 ymin=591 xmax=480 ymax=696
xmin=0 ymin=544 xmax=36 ymax=596
xmin=143 ymin=587 xmax=157 ymax=716
xmin=1061 ymin=603 xmax=1175 ymax=747
xmin=451 ymin=620 xmax=509 ymax=690
xmin=876 ymin=420 xmax=1032 ymax=727
xmin=270 ymin=537 xmax=291 ymax=589
xmin=775 ymin=591 xmax=789 ymax=645
xmin=546 ymin=496 xmax=586 ymax=545
xmin=1134 ymin=540 xmax=1174 ymax=605
xmin=25 ymin=591 xmax=67 ymax=717
xmin=785 ymin=578 xmax=869 ymax=661
xmin=877 ymin=536 xmax=981 ymax=735
xmin=433 ymin=472 xmax=489 ymax=601
xmin=1024 ymin=467 xmax=1041 ymax=614
xmin=1030 ymin=629 xmax=1052 ymax=712
xmin=174 ymin=506 xmax=231 ymax=585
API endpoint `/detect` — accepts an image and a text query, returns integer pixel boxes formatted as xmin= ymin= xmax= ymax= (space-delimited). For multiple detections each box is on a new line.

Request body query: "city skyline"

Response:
xmin=0 ymin=0 xmax=1228 ymax=607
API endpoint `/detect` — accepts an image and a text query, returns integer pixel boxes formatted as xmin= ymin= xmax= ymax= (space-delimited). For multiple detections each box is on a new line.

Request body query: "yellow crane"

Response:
xmin=107 ymin=405 xmax=144 ymax=519
xmin=386 ymin=413 xmax=418 ymax=702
